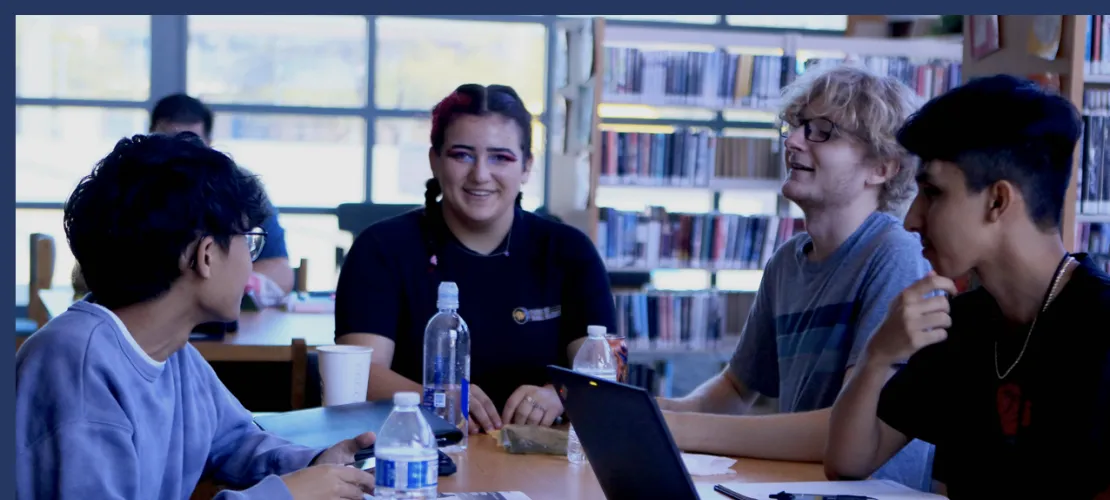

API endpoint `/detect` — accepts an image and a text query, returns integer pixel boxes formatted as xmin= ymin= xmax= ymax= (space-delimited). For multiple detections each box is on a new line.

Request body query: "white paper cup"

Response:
xmin=317 ymin=345 xmax=374 ymax=407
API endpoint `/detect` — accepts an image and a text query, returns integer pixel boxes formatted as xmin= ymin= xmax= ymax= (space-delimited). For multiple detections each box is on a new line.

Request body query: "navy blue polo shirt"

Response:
xmin=256 ymin=200 xmax=288 ymax=261
xmin=334 ymin=205 xmax=616 ymax=410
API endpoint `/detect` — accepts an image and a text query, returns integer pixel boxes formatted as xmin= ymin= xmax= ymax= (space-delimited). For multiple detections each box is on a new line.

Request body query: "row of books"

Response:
xmin=804 ymin=56 xmax=962 ymax=100
xmin=600 ymin=47 xmax=963 ymax=109
xmin=601 ymin=48 xmax=796 ymax=109
xmin=612 ymin=291 xmax=726 ymax=352
xmin=1085 ymin=15 xmax=1110 ymax=76
xmin=596 ymin=208 xmax=806 ymax=270
xmin=1080 ymin=111 xmax=1110 ymax=215
xmin=598 ymin=129 xmax=715 ymax=187
xmin=1078 ymin=223 xmax=1110 ymax=273
xmin=1079 ymin=222 xmax=1109 ymax=256
xmin=597 ymin=129 xmax=783 ymax=186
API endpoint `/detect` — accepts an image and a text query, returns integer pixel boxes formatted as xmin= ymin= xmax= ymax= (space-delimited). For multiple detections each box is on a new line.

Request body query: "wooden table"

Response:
xmin=190 ymin=433 xmax=824 ymax=500
xmin=430 ymin=435 xmax=824 ymax=499
xmin=26 ymin=289 xmax=336 ymax=363
xmin=192 ymin=309 xmax=335 ymax=362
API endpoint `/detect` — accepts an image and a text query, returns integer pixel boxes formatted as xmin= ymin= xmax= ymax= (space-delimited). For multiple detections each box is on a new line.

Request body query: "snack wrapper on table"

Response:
xmin=244 ymin=272 xmax=287 ymax=308
xmin=491 ymin=424 xmax=569 ymax=455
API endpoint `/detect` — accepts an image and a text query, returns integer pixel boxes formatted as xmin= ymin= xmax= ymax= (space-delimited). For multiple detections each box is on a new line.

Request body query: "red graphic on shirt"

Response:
xmin=996 ymin=382 xmax=1032 ymax=437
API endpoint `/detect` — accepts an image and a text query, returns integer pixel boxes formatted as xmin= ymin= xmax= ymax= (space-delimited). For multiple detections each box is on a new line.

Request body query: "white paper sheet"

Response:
xmin=707 ymin=480 xmax=948 ymax=500
xmin=681 ymin=452 xmax=738 ymax=476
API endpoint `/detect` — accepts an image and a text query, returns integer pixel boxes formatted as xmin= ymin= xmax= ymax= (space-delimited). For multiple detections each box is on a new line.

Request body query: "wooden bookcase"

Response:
xmin=552 ymin=19 xmax=963 ymax=278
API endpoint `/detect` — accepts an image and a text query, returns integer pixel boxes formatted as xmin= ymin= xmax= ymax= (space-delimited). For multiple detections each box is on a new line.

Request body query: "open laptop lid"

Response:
xmin=254 ymin=400 xmax=464 ymax=449
xmin=547 ymin=365 xmax=700 ymax=500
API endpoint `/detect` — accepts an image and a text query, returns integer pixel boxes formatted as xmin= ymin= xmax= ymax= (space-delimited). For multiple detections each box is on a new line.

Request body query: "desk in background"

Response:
xmin=25 ymin=289 xmax=336 ymax=363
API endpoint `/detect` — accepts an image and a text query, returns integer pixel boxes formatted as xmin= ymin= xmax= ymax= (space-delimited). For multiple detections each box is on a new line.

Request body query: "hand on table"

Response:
xmin=281 ymin=465 xmax=375 ymax=500
xmin=502 ymin=385 xmax=563 ymax=427
xmin=282 ymin=431 xmax=376 ymax=500
xmin=865 ymin=272 xmax=958 ymax=366
xmin=311 ymin=431 xmax=377 ymax=466
xmin=468 ymin=383 xmax=503 ymax=435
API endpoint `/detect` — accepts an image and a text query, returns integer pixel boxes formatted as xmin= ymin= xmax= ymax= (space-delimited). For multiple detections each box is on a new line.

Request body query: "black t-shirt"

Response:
xmin=877 ymin=254 xmax=1110 ymax=499
xmin=334 ymin=205 xmax=617 ymax=410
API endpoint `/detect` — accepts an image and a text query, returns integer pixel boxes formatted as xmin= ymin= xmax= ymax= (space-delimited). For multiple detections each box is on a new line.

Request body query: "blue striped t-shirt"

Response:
xmin=729 ymin=211 xmax=935 ymax=490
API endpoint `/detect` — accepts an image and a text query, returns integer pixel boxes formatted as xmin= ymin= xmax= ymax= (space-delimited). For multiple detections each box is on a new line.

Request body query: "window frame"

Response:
xmin=15 ymin=15 xmax=847 ymax=288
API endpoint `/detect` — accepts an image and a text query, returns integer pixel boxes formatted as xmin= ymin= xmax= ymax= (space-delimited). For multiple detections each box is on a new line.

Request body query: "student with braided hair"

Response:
xmin=335 ymin=84 xmax=616 ymax=434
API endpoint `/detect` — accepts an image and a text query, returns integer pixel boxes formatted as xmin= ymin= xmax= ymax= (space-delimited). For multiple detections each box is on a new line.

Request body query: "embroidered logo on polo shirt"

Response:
xmin=512 ymin=305 xmax=561 ymax=325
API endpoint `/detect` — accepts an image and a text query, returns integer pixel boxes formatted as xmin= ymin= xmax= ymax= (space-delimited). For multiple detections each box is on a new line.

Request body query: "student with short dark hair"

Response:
xmin=827 ymin=74 xmax=1110 ymax=499
xmin=335 ymin=84 xmax=616 ymax=434
xmin=15 ymin=133 xmax=376 ymax=500
xmin=150 ymin=93 xmax=295 ymax=296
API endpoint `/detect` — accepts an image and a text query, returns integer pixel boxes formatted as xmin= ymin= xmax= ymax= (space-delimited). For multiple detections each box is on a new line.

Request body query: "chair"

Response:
xmin=292 ymin=258 xmax=308 ymax=294
xmin=27 ymin=234 xmax=56 ymax=329
xmin=335 ymin=203 xmax=419 ymax=269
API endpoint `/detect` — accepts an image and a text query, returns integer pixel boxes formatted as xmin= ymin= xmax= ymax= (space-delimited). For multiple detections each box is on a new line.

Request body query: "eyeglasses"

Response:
xmin=780 ymin=116 xmax=837 ymax=143
xmin=241 ymin=228 xmax=267 ymax=262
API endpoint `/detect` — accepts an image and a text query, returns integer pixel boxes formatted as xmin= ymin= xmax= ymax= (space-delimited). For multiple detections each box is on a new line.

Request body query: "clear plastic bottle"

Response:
xmin=567 ymin=324 xmax=617 ymax=465
xmin=422 ymin=281 xmax=470 ymax=452
xmin=374 ymin=392 xmax=439 ymax=499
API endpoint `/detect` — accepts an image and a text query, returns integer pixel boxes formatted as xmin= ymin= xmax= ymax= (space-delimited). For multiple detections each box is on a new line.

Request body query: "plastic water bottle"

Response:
xmin=374 ymin=392 xmax=439 ymax=499
xmin=422 ymin=281 xmax=470 ymax=452
xmin=567 ymin=325 xmax=617 ymax=465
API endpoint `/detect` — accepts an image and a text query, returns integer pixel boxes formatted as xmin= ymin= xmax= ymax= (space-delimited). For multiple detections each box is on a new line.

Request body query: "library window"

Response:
xmin=371 ymin=117 xmax=546 ymax=210
xmin=16 ymin=15 xmax=151 ymax=101
xmin=187 ymin=15 xmax=370 ymax=108
xmin=374 ymin=17 xmax=547 ymax=114
xmin=209 ymin=113 xmax=367 ymax=208
xmin=567 ymin=15 xmax=720 ymax=24
xmin=279 ymin=214 xmax=352 ymax=291
xmin=725 ymin=15 xmax=848 ymax=31
xmin=16 ymin=106 xmax=149 ymax=203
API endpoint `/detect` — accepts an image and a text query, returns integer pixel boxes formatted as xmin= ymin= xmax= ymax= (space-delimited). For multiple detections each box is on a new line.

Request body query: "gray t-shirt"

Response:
xmin=728 ymin=211 xmax=935 ymax=490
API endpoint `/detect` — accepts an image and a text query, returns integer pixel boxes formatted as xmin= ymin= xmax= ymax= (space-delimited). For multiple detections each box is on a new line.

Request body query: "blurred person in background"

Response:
xmin=150 ymin=93 xmax=294 ymax=299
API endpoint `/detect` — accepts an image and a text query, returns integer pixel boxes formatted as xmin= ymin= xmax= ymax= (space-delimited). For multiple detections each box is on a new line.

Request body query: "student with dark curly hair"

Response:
xmin=15 ymin=133 xmax=376 ymax=500
xmin=335 ymin=84 xmax=616 ymax=434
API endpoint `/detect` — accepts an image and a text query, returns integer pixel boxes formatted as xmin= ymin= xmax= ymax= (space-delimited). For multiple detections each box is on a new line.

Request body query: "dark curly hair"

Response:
xmin=64 ymin=132 xmax=271 ymax=309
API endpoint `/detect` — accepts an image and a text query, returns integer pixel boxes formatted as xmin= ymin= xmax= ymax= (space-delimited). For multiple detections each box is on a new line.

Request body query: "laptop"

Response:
xmin=253 ymin=399 xmax=464 ymax=449
xmin=547 ymin=365 xmax=700 ymax=500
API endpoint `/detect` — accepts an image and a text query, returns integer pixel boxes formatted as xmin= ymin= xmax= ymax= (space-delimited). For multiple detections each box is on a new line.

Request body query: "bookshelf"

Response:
xmin=1079 ymin=16 xmax=1110 ymax=272
xmin=547 ymin=18 xmax=968 ymax=397
xmin=961 ymin=16 xmax=1108 ymax=272
xmin=560 ymin=19 xmax=963 ymax=284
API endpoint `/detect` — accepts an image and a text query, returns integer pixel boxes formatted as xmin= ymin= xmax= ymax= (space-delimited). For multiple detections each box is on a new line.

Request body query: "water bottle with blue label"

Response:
xmin=422 ymin=281 xmax=470 ymax=452
xmin=374 ymin=392 xmax=439 ymax=499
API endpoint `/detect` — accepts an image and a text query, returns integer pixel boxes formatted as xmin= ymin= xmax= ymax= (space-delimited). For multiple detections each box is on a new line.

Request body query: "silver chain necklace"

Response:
xmin=993 ymin=253 xmax=1074 ymax=380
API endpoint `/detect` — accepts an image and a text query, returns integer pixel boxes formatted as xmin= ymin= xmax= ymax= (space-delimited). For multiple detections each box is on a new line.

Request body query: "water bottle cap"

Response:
xmin=437 ymin=281 xmax=459 ymax=308
xmin=586 ymin=325 xmax=607 ymax=337
xmin=394 ymin=392 xmax=420 ymax=406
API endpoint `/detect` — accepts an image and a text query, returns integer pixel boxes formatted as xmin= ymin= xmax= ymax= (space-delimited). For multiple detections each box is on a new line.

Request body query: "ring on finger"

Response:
xmin=524 ymin=395 xmax=544 ymax=412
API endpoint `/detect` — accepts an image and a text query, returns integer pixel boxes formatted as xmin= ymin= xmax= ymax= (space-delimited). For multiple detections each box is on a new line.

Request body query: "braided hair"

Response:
xmin=423 ymin=84 xmax=533 ymax=269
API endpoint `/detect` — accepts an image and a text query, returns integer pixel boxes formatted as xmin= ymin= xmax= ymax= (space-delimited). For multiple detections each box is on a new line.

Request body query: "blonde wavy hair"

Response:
xmin=779 ymin=62 xmax=924 ymax=216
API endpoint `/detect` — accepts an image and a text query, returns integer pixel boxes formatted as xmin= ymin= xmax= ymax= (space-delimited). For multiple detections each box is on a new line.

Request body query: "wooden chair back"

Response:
xmin=28 ymin=234 xmax=56 ymax=328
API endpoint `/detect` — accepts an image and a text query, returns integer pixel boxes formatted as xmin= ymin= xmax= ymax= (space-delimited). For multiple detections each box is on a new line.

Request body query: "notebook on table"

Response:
xmin=253 ymin=400 xmax=464 ymax=449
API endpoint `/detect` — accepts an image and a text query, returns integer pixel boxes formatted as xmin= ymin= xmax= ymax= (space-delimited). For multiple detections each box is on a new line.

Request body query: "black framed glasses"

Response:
xmin=780 ymin=116 xmax=837 ymax=143
xmin=241 ymin=228 xmax=267 ymax=262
